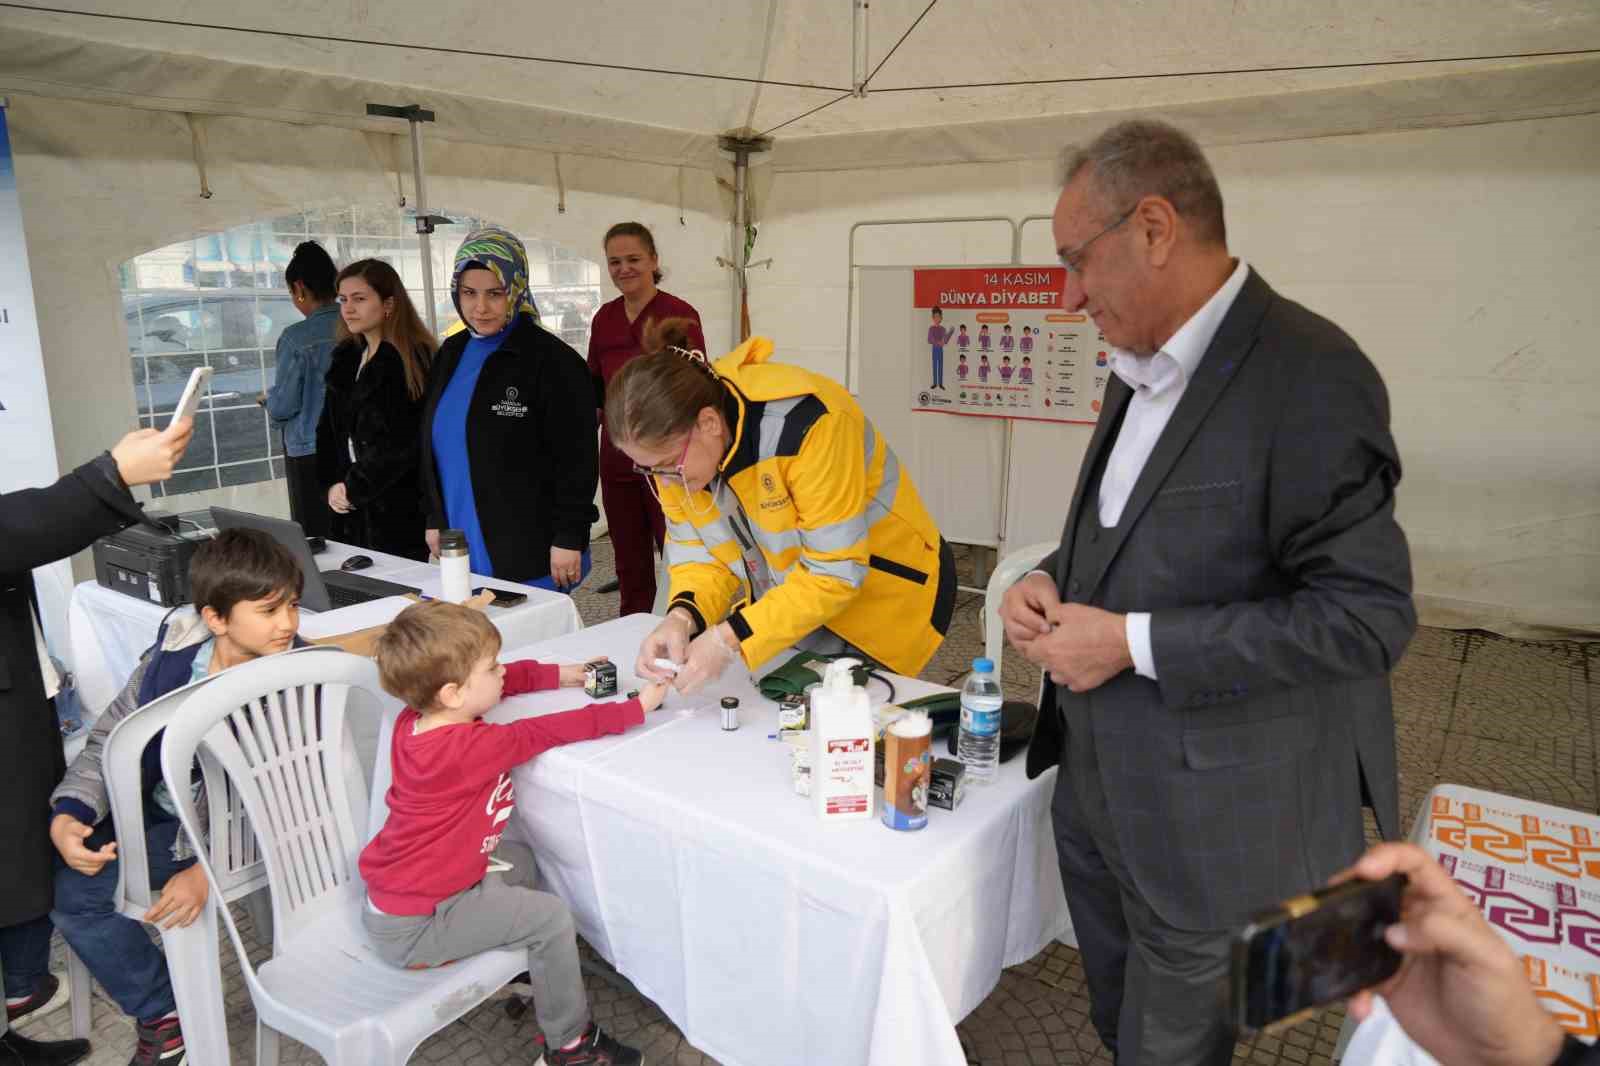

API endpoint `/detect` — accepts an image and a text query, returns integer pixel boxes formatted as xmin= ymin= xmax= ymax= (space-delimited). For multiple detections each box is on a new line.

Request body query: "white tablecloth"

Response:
xmin=1341 ymin=784 xmax=1600 ymax=1062
xmin=495 ymin=614 xmax=1070 ymax=1066
xmin=68 ymin=539 xmax=583 ymax=718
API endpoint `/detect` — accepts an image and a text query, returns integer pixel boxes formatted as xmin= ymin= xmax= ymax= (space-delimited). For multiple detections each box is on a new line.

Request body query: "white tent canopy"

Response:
xmin=1 ymin=1 xmax=1597 ymax=637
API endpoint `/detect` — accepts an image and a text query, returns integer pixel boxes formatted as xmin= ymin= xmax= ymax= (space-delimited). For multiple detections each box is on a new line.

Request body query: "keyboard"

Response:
xmin=320 ymin=571 xmax=420 ymax=608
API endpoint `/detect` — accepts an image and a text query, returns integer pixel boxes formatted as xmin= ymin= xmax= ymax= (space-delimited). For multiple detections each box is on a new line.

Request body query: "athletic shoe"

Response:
xmin=128 ymin=1015 xmax=185 ymax=1065
xmin=542 ymin=1023 xmax=642 ymax=1066
xmin=4 ymin=975 xmax=69 ymax=1025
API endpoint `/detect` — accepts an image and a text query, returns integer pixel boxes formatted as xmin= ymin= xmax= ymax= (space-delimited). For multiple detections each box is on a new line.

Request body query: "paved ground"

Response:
xmin=18 ymin=540 xmax=1597 ymax=1064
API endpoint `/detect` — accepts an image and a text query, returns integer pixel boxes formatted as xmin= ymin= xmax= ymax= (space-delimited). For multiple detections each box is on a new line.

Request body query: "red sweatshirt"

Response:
xmin=360 ymin=659 xmax=645 ymax=915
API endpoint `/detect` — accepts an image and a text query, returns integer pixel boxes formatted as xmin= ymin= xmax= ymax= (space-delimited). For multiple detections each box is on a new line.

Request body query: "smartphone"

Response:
xmin=1230 ymin=873 xmax=1406 ymax=1034
xmin=473 ymin=585 xmax=528 ymax=607
xmin=168 ymin=366 xmax=213 ymax=429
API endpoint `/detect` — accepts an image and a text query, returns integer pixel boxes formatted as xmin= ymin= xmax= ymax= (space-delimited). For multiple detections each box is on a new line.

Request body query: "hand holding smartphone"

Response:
xmin=1231 ymin=873 xmax=1406 ymax=1034
xmin=168 ymin=366 xmax=213 ymax=430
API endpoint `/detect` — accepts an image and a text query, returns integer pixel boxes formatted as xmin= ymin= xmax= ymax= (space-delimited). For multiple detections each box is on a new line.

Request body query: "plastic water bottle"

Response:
xmin=957 ymin=657 xmax=1003 ymax=783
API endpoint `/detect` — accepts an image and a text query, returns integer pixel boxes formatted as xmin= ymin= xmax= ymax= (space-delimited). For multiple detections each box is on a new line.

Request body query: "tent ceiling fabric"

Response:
xmin=1 ymin=0 xmax=1597 ymax=171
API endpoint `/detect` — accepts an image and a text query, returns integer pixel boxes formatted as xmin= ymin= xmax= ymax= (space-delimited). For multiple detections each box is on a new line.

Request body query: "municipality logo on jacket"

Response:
xmin=491 ymin=386 xmax=527 ymax=418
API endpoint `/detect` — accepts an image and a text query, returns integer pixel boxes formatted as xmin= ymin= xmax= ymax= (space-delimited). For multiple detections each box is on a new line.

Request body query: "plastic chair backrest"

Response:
xmin=365 ymin=700 xmax=401 ymax=847
xmin=983 ymin=540 xmax=1059 ymax=674
xmin=159 ymin=650 xmax=382 ymax=972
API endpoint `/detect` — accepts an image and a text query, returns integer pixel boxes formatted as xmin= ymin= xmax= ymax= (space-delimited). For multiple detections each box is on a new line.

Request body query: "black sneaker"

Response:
xmin=128 ymin=1015 xmax=185 ymax=1065
xmin=0 ymin=1029 xmax=91 ymax=1066
xmin=543 ymin=1023 xmax=642 ymax=1066
xmin=5 ymin=974 xmax=69 ymax=1025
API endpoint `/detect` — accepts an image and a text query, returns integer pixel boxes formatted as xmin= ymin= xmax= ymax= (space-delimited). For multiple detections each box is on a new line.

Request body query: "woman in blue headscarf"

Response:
xmin=419 ymin=227 xmax=598 ymax=590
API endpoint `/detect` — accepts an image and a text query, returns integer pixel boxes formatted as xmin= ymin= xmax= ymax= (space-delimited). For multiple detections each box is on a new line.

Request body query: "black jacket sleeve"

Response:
xmin=0 ymin=453 xmax=146 ymax=576
xmin=418 ymin=337 xmax=458 ymax=532
xmin=345 ymin=353 xmax=425 ymax=508
xmin=539 ymin=338 xmax=600 ymax=552
xmin=314 ymin=357 xmax=344 ymax=495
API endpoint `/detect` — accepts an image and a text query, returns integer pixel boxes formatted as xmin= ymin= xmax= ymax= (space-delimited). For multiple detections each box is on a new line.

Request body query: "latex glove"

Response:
xmin=636 ymin=611 xmax=694 ymax=681
xmin=673 ymin=622 xmax=741 ymax=696
xmin=111 ymin=419 xmax=194 ymax=486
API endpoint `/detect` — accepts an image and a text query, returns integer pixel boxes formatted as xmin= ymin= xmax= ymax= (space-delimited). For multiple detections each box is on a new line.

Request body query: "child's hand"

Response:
xmin=144 ymin=863 xmax=209 ymax=929
xmin=558 ymin=662 xmax=593 ymax=688
xmin=51 ymin=813 xmax=117 ymax=876
xmin=637 ymin=681 xmax=670 ymax=713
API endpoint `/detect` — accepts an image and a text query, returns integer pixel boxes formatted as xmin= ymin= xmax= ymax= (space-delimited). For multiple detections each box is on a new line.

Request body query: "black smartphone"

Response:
xmin=473 ymin=586 xmax=528 ymax=607
xmin=1231 ymin=873 xmax=1406 ymax=1034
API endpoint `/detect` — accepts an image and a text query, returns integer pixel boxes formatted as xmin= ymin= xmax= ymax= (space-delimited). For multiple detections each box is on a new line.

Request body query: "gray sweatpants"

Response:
xmin=362 ymin=842 xmax=589 ymax=1049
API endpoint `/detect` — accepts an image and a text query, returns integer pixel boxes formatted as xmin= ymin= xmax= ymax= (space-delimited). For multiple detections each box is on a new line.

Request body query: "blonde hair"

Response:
xmin=374 ymin=601 xmax=502 ymax=710
xmin=603 ymin=316 xmax=724 ymax=448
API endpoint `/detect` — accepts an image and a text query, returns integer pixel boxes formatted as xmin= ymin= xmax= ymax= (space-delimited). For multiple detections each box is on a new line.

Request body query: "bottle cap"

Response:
xmin=720 ymin=696 xmax=740 ymax=709
xmin=439 ymin=529 xmax=468 ymax=554
xmin=972 ymin=657 xmax=994 ymax=673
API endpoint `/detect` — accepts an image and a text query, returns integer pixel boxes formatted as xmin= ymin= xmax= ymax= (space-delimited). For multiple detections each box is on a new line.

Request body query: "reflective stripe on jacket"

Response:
xmin=660 ymin=337 xmax=950 ymax=676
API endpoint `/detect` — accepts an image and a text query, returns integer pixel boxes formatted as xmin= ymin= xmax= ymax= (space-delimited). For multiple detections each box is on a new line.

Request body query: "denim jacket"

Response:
xmin=265 ymin=303 xmax=341 ymax=457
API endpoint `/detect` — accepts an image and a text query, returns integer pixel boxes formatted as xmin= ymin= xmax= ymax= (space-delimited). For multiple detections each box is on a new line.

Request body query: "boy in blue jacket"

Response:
xmin=48 ymin=529 xmax=305 ymax=1066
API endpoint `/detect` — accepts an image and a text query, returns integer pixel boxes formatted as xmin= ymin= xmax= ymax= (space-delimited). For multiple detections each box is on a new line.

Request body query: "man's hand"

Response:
xmin=673 ymin=622 xmax=740 ymax=696
xmin=1338 ymin=843 xmax=1566 ymax=1066
xmin=143 ymin=864 xmax=209 ymax=930
xmin=111 ymin=419 xmax=194 ymax=487
xmin=327 ymin=482 xmax=354 ymax=514
xmin=51 ymin=813 xmax=117 ymax=876
xmin=636 ymin=611 xmax=694 ymax=681
xmin=425 ymin=528 xmax=441 ymax=560
xmin=1026 ymin=603 xmax=1133 ymax=693
xmin=999 ymin=571 xmax=1059 ymax=651
xmin=549 ymin=547 xmax=583 ymax=589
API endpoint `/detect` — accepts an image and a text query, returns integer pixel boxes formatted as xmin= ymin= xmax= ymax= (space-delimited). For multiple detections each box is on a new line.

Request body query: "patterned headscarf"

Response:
xmin=451 ymin=226 xmax=541 ymax=336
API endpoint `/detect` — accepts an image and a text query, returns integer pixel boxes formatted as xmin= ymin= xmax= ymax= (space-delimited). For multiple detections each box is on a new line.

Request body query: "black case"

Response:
xmin=92 ymin=522 xmax=213 ymax=607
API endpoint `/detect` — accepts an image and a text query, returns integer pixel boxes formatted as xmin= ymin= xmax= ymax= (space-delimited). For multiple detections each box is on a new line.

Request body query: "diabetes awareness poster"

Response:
xmin=910 ymin=266 xmax=1105 ymax=425
xmin=0 ymin=104 xmax=76 ymax=649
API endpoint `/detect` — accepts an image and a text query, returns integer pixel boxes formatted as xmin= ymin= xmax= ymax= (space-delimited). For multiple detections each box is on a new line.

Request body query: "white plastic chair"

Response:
xmin=160 ymin=649 xmax=525 ymax=1065
xmin=983 ymin=540 xmax=1057 ymax=675
xmin=64 ymin=646 xmax=344 ymax=1052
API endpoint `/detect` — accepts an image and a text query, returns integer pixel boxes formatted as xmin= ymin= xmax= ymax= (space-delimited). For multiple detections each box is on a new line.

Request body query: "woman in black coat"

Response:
xmin=0 ymin=421 xmax=190 ymax=1061
xmin=316 ymin=259 xmax=435 ymax=561
xmin=419 ymin=227 xmax=598 ymax=590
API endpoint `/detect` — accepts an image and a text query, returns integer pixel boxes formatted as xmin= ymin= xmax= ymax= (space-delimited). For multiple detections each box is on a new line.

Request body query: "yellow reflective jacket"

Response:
xmin=660 ymin=338 xmax=954 ymax=676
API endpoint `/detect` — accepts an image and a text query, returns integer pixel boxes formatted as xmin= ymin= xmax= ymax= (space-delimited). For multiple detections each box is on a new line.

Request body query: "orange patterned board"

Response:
xmin=1423 ymin=786 xmax=1600 ymax=1038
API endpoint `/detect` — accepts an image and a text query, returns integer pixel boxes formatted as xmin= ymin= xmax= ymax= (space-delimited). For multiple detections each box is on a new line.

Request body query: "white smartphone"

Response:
xmin=168 ymin=366 xmax=213 ymax=430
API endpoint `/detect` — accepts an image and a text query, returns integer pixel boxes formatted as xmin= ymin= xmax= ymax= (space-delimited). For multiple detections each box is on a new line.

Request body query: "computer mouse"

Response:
xmin=339 ymin=554 xmax=374 ymax=572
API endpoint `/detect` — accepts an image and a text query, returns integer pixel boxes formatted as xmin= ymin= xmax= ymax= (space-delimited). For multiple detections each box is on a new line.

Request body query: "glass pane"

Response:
xmin=174 ymin=411 xmax=216 ymax=469
xmin=259 ymin=296 xmax=298 ymax=350
xmin=146 ymin=352 xmax=206 ymax=416
xmin=128 ymin=295 xmax=203 ymax=353
xmin=199 ymin=295 xmax=261 ymax=350
xmin=270 ymin=457 xmax=285 ymax=480
xmin=207 ymin=350 xmax=263 ymax=406
xmin=161 ymin=468 xmax=220 ymax=495
xmin=352 ymin=203 xmax=400 ymax=238
xmin=213 ymin=406 xmax=270 ymax=466
xmin=271 ymin=211 xmax=309 ymax=236
xmin=220 ymin=459 xmax=273 ymax=487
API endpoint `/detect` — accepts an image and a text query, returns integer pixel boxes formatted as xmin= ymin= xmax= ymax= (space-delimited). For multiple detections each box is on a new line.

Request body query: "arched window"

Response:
xmin=120 ymin=207 xmax=604 ymax=496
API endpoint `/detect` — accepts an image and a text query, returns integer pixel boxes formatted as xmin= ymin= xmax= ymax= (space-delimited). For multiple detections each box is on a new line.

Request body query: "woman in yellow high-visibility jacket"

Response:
xmin=606 ymin=319 xmax=955 ymax=694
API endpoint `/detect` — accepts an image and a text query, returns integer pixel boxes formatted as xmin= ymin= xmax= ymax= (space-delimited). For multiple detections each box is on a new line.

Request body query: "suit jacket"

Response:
xmin=1 ymin=453 xmax=147 ymax=925
xmin=1025 ymin=268 xmax=1415 ymax=932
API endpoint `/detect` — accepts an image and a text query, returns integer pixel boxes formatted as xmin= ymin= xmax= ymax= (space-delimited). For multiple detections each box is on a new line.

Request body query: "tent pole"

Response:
xmin=718 ymin=134 xmax=771 ymax=345
xmin=367 ymin=103 xmax=447 ymax=336
xmin=407 ymin=118 xmax=438 ymax=336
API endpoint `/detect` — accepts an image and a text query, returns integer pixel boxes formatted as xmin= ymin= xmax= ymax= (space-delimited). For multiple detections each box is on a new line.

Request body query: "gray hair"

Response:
xmin=1059 ymin=120 xmax=1227 ymax=246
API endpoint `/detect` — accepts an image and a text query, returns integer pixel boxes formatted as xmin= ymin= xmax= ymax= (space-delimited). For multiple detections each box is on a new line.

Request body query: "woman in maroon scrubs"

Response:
xmin=587 ymin=223 xmax=705 ymax=616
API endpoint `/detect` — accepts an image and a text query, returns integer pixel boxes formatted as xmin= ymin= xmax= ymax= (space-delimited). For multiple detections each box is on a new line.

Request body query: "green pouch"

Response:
xmin=757 ymin=650 xmax=872 ymax=701
xmin=896 ymin=691 xmax=963 ymax=735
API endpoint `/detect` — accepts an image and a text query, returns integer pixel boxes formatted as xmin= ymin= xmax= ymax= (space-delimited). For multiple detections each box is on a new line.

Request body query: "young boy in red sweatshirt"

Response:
xmin=360 ymin=601 xmax=666 ymax=1066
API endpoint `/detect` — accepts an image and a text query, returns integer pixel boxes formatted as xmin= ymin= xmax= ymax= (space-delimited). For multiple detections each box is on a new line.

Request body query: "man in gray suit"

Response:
xmin=1000 ymin=120 xmax=1416 ymax=1064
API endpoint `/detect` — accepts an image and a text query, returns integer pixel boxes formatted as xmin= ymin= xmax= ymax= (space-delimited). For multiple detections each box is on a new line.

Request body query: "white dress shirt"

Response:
xmin=1027 ymin=260 xmax=1250 ymax=681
